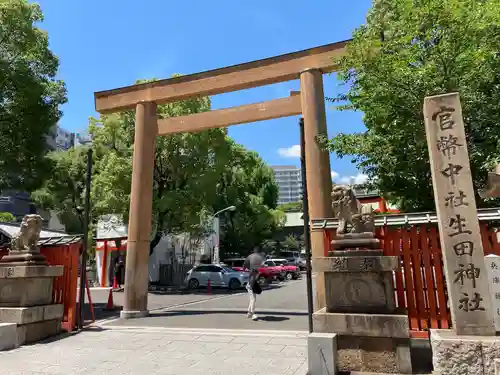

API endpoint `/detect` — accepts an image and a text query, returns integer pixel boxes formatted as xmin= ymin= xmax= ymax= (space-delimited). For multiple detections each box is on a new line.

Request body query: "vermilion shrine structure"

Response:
xmin=94 ymin=41 xmax=348 ymax=318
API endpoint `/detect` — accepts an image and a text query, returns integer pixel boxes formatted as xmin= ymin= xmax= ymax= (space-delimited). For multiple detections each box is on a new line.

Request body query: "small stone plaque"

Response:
xmin=485 ymin=254 xmax=500 ymax=331
xmin=324 ymin=272 xmax=396 ymax=313
xmin=0 ymin=265 xmax=63 ymax=279
xmin=313 ymin=256 xmax=399 ymax=273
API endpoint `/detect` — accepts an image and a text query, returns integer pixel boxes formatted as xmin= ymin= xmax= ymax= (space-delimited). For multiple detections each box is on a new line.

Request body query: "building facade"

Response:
xmin=272 ymin=165 xmax=303 ymax=205
xmin=0 ymin=191 xmax=37 ymax=221
xmin=1 ymin=125 xmax=75 ymax=226
xmin=46 ymin=125 xmax=75 ymax=151
xmin=55 ymin=127 xmax=75 ymax=151
xmin=352 ymin=186 xmax=400 ymax=213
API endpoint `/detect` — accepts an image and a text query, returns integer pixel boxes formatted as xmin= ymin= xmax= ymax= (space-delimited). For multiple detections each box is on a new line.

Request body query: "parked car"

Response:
xmin=225 ymin=257 xmax=280 ymax=284
xmin=266 ymin=259 xmax=300 ymax=280
xmin=185 ymin=264 xmax=248 ymax=290
xmin=281 ymin=251 xmax=306 ymax=271
xmin=224 ymin=258 xmax=246 ymax=272
xmin=263 ymin=260 xmax=287 ymax=281
xmin=254 ymin=264 xmax=282 ymax=284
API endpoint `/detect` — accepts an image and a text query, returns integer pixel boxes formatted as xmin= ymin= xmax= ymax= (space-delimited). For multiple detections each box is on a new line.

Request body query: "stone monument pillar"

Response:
xmin=0 ymin=215 xmax=64 ymax=349
xmin=312 ymin=185 xmax=412 ymax=374
xmin=423 ymin=93 xmax=498 ymax=375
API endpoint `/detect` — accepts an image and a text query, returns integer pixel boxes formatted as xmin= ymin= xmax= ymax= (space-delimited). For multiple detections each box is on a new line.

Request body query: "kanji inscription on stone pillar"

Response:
xmin=423 ymin=92 xmax=495 ymax=336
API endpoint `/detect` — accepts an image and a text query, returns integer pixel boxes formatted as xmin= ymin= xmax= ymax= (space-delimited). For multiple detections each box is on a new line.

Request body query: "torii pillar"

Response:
xmin=300 ymin=68 xmax=333 ymax=310
xmin=121 ymin=102 xmax=157 ymax=318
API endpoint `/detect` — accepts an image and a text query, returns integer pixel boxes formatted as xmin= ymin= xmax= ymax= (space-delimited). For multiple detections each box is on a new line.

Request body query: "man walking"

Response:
xmin=243 ymin=246 xmax=263 ymax=321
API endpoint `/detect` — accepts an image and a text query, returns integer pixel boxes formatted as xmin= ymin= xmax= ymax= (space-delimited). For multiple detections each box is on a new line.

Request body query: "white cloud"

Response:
xmin=338 ymin=173 xmax=369 ymax=185
xmin=278 ymin=145 xmax=301 ymax=158
xmin=331 ymin=170 xmax=339 ymax=180
xmin=354 ymin=174 xmax=369 ymax=185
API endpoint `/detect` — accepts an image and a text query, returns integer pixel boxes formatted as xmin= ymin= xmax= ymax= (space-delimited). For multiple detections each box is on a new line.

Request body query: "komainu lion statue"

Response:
xmin=11 ymin=214 xmax=43 ymax=252
xmin=331 ymin=185 xmax=375 ymax=235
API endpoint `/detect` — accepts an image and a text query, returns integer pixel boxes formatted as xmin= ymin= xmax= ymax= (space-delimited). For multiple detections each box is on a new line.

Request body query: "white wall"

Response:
xmin=97 ymin=215 xmax=213 ymax=284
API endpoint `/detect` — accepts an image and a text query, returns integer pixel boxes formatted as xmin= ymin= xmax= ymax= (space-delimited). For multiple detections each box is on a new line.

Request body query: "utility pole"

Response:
xmin=77 ymin=147 xmax=92 ymax=329
xmin=300 ymin=117 xmax=314 ymax=333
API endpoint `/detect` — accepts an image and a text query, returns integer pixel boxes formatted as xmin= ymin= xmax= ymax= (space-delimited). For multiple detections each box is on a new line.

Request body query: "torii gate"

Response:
xmin=93 ymin=40 xmax=348 ymax=318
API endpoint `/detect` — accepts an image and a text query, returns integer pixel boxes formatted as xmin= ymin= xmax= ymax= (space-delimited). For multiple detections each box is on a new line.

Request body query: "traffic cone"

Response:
xmin=112 ymin=275 xmax=118 ymax=289
xmin=207 ymin=278 xmax=212 ymax=295
xmin=103 ymin=288 xmax=115 ymax=310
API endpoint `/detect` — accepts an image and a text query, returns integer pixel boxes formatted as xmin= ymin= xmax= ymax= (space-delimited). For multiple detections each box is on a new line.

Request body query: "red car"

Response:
xmin=265 ymin=259 xmax=300 ymax=280
xmin=224 ymin=258 xmax=281 ymax=284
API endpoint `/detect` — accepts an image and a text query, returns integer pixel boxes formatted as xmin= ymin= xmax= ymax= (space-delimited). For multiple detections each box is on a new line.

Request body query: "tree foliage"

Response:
xmin=0 ymin=211 xmax=15 ymax=222
xmin=0 ymin=0 xmax=67 ymax=190
xmin=280 ymin=234 xmax=303 ymax=251
xmin=325 ymin=0 xmax=500 ymax=211
xmin=89 ymin=84 xmax=234 ymax=254
xmin=31 ymin=147 xmax=89 ymax=234
xmin=277 ymin=201 xmax=303 ymax=213
xmin=80 ymin=78 xmax=282 ymax=256
xmin=34 ymin=75 xmax=284 ymax=254
xmin=214 ymin=141 xmax=284 ymax=257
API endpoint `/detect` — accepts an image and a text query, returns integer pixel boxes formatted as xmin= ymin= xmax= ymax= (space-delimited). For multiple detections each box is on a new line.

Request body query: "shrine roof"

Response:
xmin=0 ymin=222 xmax=69 ymax=240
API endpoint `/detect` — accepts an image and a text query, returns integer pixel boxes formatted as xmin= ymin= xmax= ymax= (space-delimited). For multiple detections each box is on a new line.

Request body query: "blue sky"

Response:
xmin=36 ymin=0 xmax=372 ymax=184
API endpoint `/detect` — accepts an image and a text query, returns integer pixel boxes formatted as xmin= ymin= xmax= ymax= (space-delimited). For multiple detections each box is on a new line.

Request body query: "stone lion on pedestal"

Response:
xmin=331 ymin=185 xmax=375 ymax=235
xmin=11 ymin=214 xmax=43 ymax=252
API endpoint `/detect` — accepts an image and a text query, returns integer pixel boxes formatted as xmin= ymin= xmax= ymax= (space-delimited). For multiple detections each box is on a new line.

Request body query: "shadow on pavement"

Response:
xmin=257 ymin=316 xmax=290 ymax=322
xmin=149 ymin=288 xmax=242 ymax=296
xmin=149 ymin=283 xmax=283 ymax=296
xmin=149 ymin=309 xmax=307 ymax=318
xmin=79 ymin=302 xmax=123 ymax=322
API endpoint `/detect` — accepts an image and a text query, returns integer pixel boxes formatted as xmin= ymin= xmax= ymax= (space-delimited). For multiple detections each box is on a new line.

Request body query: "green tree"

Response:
xmin=89 ymin=79 xmax=232 ymax=255
xmin=31 ymin=147 xmax=89 ymax=234
xmin=216 ymin=142 xmax=285 ymax=257
xmin=277 ymin=201 xmax=303 ymax=213
xmin=36 ymin=78 xmax=284 ymax=257
xmin=324 ymin=0 xmax=500 ymax=212
xmin=0 ymin=0 xmax=67 ymax=190
xmin=280 ymin=234 xmax=302 ymax=251
xmin=0 ymin=212 xmax=15 ymax=222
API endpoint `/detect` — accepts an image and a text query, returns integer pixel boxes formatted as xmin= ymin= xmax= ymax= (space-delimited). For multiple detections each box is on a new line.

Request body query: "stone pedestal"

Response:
xmin=308 ymin=332 xmax=337 ymax=375
xmin=0 ymin=265 xmax=64 ymax=349
xmin=431 ymin=329 xmax=500 ymax=375
xmin=312 ymin=235 xmax=412 ymax=374
xmin=0 ymin=250 xmax=48 ymax=266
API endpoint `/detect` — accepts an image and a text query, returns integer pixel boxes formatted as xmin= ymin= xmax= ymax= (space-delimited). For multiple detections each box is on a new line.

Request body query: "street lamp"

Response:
xmin=212 ymin=205 xmax=236 ymax=264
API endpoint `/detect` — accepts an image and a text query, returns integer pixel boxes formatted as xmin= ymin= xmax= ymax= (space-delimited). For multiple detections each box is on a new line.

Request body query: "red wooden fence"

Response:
xmin=322 ymin=222 xmax=500 ymax=338
xmin=40 ymin=243 xmax=80 ymax=332
xmin=0 ymin=242 xmax=80 ymax=332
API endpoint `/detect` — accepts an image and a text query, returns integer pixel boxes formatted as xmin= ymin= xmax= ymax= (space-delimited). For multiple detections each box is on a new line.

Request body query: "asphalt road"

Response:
xmin=80 ymin=285 xmax=249 ymax=323
xmin=86 ymin=276 xmax=314 ymax=331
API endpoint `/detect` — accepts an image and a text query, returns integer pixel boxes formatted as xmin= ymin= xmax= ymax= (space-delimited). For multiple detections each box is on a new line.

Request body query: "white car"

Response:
xmin=185 ymin=264 xmax=249 ymax=290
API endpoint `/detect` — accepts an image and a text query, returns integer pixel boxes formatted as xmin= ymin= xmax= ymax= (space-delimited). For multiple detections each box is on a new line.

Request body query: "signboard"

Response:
xmin=485 ymin=254 xmax=500 ymax=331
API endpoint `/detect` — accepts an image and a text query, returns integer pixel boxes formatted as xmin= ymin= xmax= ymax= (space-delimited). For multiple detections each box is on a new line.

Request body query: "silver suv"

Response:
xmin=185 ymin=264 xmax=249 ymax=290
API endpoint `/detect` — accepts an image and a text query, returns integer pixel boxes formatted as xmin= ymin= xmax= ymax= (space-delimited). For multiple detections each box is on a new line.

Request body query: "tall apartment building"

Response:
xmin=46 ymin=125 xmax=75 ymax=151
xmin=272 ymin=165 xmax=303 ymax=205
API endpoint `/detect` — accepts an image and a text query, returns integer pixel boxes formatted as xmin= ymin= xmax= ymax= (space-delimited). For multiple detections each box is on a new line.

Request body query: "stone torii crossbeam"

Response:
xmin=93 ymin=41 xmax=349 ymax=318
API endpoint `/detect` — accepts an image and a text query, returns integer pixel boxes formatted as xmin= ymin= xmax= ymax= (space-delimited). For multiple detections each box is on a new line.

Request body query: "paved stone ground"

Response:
xmin=0 ymin=327 xmax=308 ymax=375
